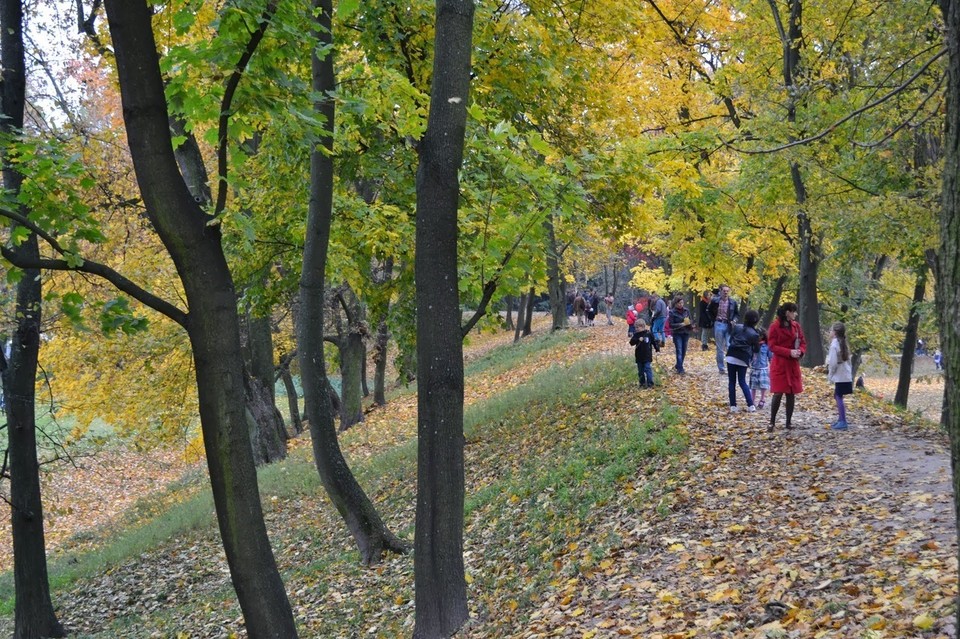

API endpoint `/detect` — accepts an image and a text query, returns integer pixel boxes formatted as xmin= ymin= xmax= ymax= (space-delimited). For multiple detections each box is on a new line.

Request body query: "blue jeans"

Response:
xmin=714 ymin=322 xmax=730 ymax=371
xmin=652 ymin=317 xmax=665 ymax=344
xmin=728 ymin=363 xmax=754 ymax=407
xmin=637 ymin=361 xmax=654 ymax=387
xmin=673 ymin=332 xmax=689 ymax=372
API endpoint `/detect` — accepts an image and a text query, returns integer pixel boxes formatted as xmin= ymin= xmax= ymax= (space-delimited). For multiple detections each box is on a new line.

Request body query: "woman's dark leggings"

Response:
xmin=770 ymin=392 xmax=795 ymax=427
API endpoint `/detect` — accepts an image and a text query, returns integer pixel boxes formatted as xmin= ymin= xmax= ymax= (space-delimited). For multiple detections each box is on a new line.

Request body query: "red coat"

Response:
xmin=768 ymin=319 xmax=806 ymax=394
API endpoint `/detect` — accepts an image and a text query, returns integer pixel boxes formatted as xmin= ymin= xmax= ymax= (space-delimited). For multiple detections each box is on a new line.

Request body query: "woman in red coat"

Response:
xmin=767 ymin=302 xmax=805 ymax=431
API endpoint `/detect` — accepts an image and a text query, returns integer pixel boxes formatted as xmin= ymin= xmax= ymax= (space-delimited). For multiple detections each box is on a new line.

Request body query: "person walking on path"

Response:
xmin=650 ymin=292 xmax=668 ymax=347
xmin=630 ymin=319 xmax=659 ymax=388
xmin=604 ymin=292 xmax=615 ymax=325
xmin=573 ymin=293 xmax=586 ymax=326
xmin=668 ymin=297 xmax=693 ymax=374
xmin=934 ymin=349 xmax=943 ymax=371
xmin=725 ymin=309 xmax=760 ymax=412
xmin=749 ymin=328 xmax=771 ymax=409
xmin=708 ymin=285 xmax=739 ymax=373
xmin=586 ymin=290 xmax=600 ymax=326
xmin=827 ymin=321 xmax=854 ymax=430
xmin=767 ymin=302 xmax=805 ymax=431
xmin=698 ymin=290 xmax=714 ymax=350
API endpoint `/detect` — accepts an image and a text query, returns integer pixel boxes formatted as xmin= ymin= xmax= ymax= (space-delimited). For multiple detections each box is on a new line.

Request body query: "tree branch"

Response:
xmin=0 ymin=246 xmax=188 ymax=327
xmin=726 ymin=49 xmax=947 ymax=154
xmin=214 ymin=0 xmax=279 ymax=218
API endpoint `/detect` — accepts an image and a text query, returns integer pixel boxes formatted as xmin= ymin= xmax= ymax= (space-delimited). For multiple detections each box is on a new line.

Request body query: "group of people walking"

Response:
xmin=628 ymin=285 xmax=855 ymax=431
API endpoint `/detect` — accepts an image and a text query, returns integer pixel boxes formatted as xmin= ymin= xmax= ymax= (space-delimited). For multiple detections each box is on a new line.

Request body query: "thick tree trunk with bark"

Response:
xmin=1 ymin=1 xmax=65 ymax=635
xmin=514 ymin=291 xmax=527 ymax=342
xmin=413 ymin=1 xmax=474 ymax=636
xmin=243 ymin=314 xmax=288 ymax=463
xmin=544 ymin=213 xmax=567 ymax=331
xmin=338 ymin=330 xmax=365 ymax=430
xmin=895 ymin=265 xmax=928 ymax=408
xmin=103 ymin=3 xmax=298 ymax=635
xmin=298 ymin=0 xmax=406 ymax=565
xmin=936 ymin=10 xmax=960 ymax=630
xmin=372 ymin=318 xmax=390 ymax=405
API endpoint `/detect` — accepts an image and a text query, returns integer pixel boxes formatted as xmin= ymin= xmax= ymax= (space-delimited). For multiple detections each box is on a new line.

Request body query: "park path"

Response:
xmin=525 ymin=324 xmax=958 ymax=638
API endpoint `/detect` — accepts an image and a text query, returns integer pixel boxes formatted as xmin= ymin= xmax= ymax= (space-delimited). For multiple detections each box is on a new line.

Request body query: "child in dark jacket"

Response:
xmin=629 ymin=320 xmax=659 ymax=388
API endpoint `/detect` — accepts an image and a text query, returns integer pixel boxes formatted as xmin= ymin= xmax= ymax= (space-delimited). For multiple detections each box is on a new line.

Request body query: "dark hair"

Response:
xmin=776 ymin=302 xmax=798 ymax=326
xmin=744 ymin=309 xmax=759 ymax=327
xmin=832 ymin=322 xmax=850 ymax=362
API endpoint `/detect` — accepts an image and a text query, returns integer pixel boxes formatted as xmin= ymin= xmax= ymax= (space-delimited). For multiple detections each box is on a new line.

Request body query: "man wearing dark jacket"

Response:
xmin=708 ymin=285 xmax=739 ymax=373
xmin=697 ymin=290 xmax=713 ymax=350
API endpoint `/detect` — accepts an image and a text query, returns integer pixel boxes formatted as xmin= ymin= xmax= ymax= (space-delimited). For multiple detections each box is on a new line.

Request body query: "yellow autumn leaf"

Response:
xmin=913 ymin=613 xmax=936 ymax=630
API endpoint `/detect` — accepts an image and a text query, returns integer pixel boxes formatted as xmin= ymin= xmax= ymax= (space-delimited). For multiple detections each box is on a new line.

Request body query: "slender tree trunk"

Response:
xmin=504 ymin=294 xmax=515 ymax=330
xmin=514 ymin=291 xmax=527 ymax=342
xmin=544 ymin=212 xmax=567 ymax=331
xmin=373 ymin=318 xmax=390 ymax=405
xmin=103 ymin=4 xmax=298 ymax=635
xmin=762 ymin=274 xmax=787 ymax=328
xmin=936 ymin=11 xmax=960 ymax=630
xmin=279 ymin=366 xmax=303 ymax=434
xmin=895 ymin=264 xmax=928 ymax=408
xmin=2 ymin=1 xmax=65 ymax=635
xmin=413 ymin=1 xmax=474 ymax=635
xmin=523 ymin=285 xmax=534 ymax=336
xmin=298 ymin=0 xmax=406 ymax=565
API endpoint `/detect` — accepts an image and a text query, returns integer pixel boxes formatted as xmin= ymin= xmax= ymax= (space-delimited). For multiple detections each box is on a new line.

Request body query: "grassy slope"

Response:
xmin=0 ymin=326 xmax=688 ymax=637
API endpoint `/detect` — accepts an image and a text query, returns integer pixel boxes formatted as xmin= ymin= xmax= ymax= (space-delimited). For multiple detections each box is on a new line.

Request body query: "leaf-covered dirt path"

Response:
xmin=523 ymin=332 xmax=958 ymax=638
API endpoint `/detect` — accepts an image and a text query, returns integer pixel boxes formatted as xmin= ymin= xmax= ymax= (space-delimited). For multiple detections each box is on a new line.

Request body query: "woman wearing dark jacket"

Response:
xmin=725 ymin=309 xmax=760 ymax=412
xmin=668 ymin=297 xmax=692 ymax=374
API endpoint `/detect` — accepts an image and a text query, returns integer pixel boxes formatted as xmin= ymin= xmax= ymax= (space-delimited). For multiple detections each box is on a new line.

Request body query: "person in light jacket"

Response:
xmin=827 ymin=321 xmax=854 ymax=430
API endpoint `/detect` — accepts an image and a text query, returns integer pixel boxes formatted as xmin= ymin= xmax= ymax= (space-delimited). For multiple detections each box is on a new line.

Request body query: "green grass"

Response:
xmin=0 ymin=340 xmax=687 ymax=636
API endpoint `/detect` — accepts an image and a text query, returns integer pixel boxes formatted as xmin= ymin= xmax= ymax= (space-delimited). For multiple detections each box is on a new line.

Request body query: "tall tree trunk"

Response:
xmin=513 ymin=291 xmax=527 ymax=342
xmin=373 ymin=317 xmax=390 ymax=405
xmin=544 ymin=212 xmax=567 ymax=331
xmin=895 ymin=264 xmax=928 ymax=408
xmin=523 ymin=285 xmax=534 ymax=336
xmin=504 ymin=294 xmax=515 ymax=330
xmin=770 ymin=0 xmax=825 ymax=366
xmin=339 ymin=331 xmax=365 ymax=430
xmin=243 ymin=313 xmax=287 ymax=463
xmin=1 ymin=1 xmax=65 ymax=635
xmin=762 ymin=274 xmax=787 ymax=328
xmin=279 ymin=365 xmax=303 ymax=434
xmin=103 ymin=4 xmax=298 ymax=635
xmin=413 ymin=1 xmax=474 ymax=636
xmin=298 ymin=0 xmax=406 ymax=565
xmin=936 ymin=11 xmax=960 ymax=630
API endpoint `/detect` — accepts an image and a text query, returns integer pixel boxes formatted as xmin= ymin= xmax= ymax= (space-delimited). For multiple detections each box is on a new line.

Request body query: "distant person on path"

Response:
xmin=566 ymin=289 xmax=575 ymax=318
xmin=934 ymin=349 xmax=943 ymax=370
xmin=708 ymin=284 xmax=740 ymax=373
xmin=698 ymin=290 xmax=714 ymax=350
xmin=586 ymin=290 xmax=600 ymax=326
xmin=573 ymin=293 xmax=586 ymax=326
xmin=827 ymin=321 xmax=854 ymax=430
xmin=650 ymin=292 xmax=668 ymax=347
xmin=725 ymin=309 xmax=760 ymax=412
xmin=630 ymin=319 xmax=659 ymax=388
xmin=626 ymin=304 xmax=638 ymax=336
xmin=668 ymin=296 xmax=692 ymax=374
xmin=767 ymin=302 xmax=805 ymax=431
xmin=749 ymin=328 xmax=771 ymax=409
xmin=604 ymin=292 xmax=615 ymax=325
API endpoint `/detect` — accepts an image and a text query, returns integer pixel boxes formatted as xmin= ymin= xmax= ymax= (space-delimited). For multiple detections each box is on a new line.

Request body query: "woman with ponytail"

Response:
xmin=827 ymin=322 xmax=854 ymax=430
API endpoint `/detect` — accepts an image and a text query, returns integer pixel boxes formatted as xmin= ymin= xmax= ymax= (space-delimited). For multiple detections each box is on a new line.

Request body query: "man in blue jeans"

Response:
xmin=708 ymin=284 xmax=739 ymax=373
xmin=650 ymin=292 xmax=668 ymax=348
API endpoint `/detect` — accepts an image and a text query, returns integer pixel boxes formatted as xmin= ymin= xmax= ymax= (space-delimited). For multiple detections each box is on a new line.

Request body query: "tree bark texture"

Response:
xmin=895 ymin=264 xmax=927 ymax=408
xmin=514 ymin=291 xmax=527 ymax=342
xmin=523 ymin=285 xmax=534 ymax=336
xmin=298 ymin=0 xmax=406 ymax=565
xmin=279 ymin=365 xmax=304 ymax=434
xmin=412 ymin=1 xmax=474 ymax=636
xmin=1 ymin=0 xmax=65 ymax=635
xmin=937 ymin=7 xmax=960 ymax=631
xmin=102 ymin=3 xmax=298 ymax=636
xmin=544 ymin=212 xmax=567 ymax=331
xmin=338 ymin=330 xmax=365 ymax=430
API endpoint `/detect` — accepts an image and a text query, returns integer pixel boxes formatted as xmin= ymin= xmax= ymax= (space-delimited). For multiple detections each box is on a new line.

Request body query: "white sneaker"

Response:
xmin=747 ymin=405 xmax=757 ymax=413
xmin=729 ymin=406 xmax=739 ymax=413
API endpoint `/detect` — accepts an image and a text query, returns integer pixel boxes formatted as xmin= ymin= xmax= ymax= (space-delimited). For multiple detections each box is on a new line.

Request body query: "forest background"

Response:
xmin=1 ymin=0 xmax=960 ymax=638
